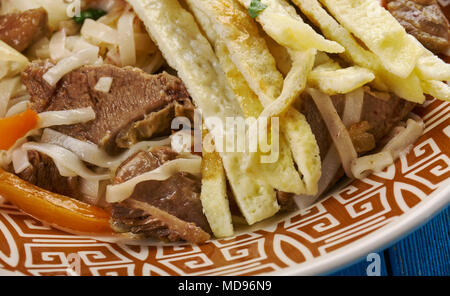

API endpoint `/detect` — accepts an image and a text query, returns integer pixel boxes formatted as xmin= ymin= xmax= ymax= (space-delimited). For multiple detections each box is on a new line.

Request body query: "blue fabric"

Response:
xmin=330 ymin=206 xmax=450 ymax=276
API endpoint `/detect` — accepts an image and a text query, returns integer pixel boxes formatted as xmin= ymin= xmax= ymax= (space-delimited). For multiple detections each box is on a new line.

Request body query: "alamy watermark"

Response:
xmin=366 ymin=253 xmax=381 ymax=276
xmin=171 ymin=111 xmax=281 ymax=163
xmin=64 ymin=0 xmax=81 ymax=18
xmin=66 ymin=252 xmax=81 ymax=276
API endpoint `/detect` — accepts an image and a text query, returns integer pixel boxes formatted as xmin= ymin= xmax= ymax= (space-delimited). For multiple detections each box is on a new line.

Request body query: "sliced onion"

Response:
xmin=0 ymin=77 xmax=21 ymax=117
xmin=382 ymin=118 xmax=424 ymax=159
xmin=5 ymin=100 xmax=29 ymax=117
xmin=81 ymin=19 xmax=119 ymax=45
xmin=105 ymin=158 xmax=202 ymax=203
xmin=307 ymin=88 xmax=357 ymax=178
xmin=342 ymin=87 xmax=364 ymax=127
xmin=27 ymin=37 xmax=50 ymax=60
xmin=7 ymin=94 xmax=31 ymax=109
xmin=117 ymin=11 xmax=136 ymax=66
xmin=94 ymin=77 xmax=113 ymax=93
xmin=316 ymin=145 xmax=342 ymax=196
xmin=0 ymin=130 xmax=37 ymax=169
xmin=43 ymin=47 xmax=100 ymax=86
xmin=81 ymin=177 xmax=99 ymax=196
xmin=49 ymin=29 xmax=70 ymax=62
xmin=40 ymin=128 xmax=171 ymax=169
xmin=407 ymin=113 xmax=425 ymax=128
xmin=351 ymin=151 xmax=394 ymax=179
xmin=93 ymin=56 xmax=104 ymax=66
xmin=38 ymin=107 xmax=96 ymax=128
xmin=11 ymin=147 xmax=30 ymax=174
xmin=105 ymin=46 xmax=122 ymax=66
xmin=80 ymin=179 xmax=109 ymax=207
xmin=21 ymin=142 xmax=111 ymax=181
xmin=65 ymin=36 xmax=97 ymax=53
xmin=79 ymin=177 xmax=102 ymax=206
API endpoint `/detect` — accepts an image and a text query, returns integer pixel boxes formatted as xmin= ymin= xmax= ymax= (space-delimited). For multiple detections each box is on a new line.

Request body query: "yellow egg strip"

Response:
xmin=237 ymin=0 xmax=344 ymax=53
xmin=186 ymin=0 xmax=321 ymax=195
xmin=318 ymin=0 xmax=422 ymax=79
xmin=200 ymin=128 xmax=234 ymax=238
xmin=186 ymin=0 xmax=306 ymax=194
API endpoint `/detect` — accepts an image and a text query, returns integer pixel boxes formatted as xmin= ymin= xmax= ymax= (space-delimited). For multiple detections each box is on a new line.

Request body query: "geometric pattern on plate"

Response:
xmin=0 ymin=99 xmax=449 ymax=276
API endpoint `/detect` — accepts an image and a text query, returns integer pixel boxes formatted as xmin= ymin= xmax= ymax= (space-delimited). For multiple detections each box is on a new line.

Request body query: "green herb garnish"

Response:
xmin=73 ymin=8 xmax=107 ymax=24
xmin=248 ymin=0 xmax=267 ymax=19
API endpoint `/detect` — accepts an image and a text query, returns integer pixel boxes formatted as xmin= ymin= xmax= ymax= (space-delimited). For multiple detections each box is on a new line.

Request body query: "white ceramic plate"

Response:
xmin=0 ymin=99 xmax=449 ymax=276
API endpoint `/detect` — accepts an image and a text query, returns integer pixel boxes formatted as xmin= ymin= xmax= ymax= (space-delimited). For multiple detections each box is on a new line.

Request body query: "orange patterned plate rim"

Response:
xmin=0 ymin=99 xmax=449 ymax=276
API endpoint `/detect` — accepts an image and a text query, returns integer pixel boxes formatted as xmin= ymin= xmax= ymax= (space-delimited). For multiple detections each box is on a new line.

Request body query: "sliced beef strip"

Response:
xmin=113 ymin=146 xmax=178 ymax=183
xmin=22 ymin=63 xmax=195 ymax=154
xmin=15 ymin=151 xmax=81 ymax=199
xmin=111 ymin=147 xmax=211 ymax=242
xmin=0 ymin=8 xmax=48 ymax=52
xmin=360 ymin=91 xmax=416 ymax=141
xmin=273 ymin=91 xmax=415 ymax=205
xmin=120 ymin=199 xmax=210 ymax=244
xmin=115 ymin=102 xmax=194 ymax=148
xmin=21 ymin=61 xmax=55 ymax=110
xmin=111 ymin=204 xmax=171 ymax=236
xmin=387 ymin=0 xmax=449 ymax=54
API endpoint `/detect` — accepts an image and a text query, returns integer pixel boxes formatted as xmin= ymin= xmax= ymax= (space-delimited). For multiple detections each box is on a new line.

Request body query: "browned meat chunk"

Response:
xmin=0 ymin=8 xmax=48 ymax=52
xmin=276 ymin=191 xmax=297 ymax=211
xmin=22 ymin=63 xmax=195 ymax=154
xmin=348 ymin=121 xmax=376 ymax=154
xmin=15 ymin=151 xmax=81 ymax=199
xmin=360 ymin=91 xmax=416 ymax=141
xmin=387 ymin=0 xmax=449 ymax=53
xmin=111 ymin=147 xmax=211 ymax=243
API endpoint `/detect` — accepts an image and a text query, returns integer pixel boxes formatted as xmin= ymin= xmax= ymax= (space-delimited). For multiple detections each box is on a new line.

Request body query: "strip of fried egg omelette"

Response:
xmin=186 ymin=0 xmax=305 ymax=195
xmin=186 ymin=0 xmax=321 ymax=195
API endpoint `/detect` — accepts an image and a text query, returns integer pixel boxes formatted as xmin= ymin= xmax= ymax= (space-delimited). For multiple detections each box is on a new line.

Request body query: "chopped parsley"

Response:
xmin=248 ymin=0 xmax=267 ymax=19
xmin=73 ymin=8 xmax=107 ymax=24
